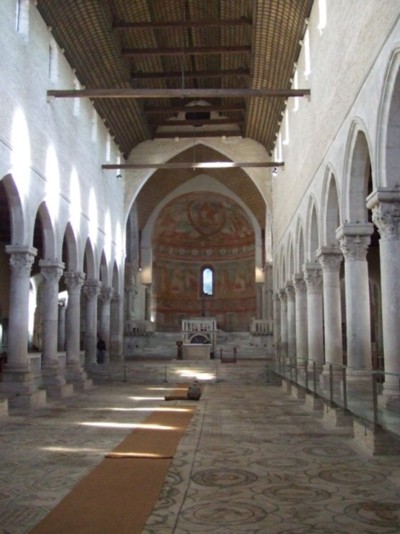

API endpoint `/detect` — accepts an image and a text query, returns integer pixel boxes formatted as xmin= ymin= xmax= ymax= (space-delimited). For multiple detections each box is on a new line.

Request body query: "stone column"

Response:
xmin=64 ymin=271 xmax=89 ymax=388
xmin=336 ymin=223 xmax=373 ymax=376
xmin=264 ymin=262 xmax=274 ymax=322
xmin=273 ymin=292 xmax=281 ymax=358
xmin=293 ymin=273 xmax=308 ymax=361
xmin=255 ymin=282 xmax=263 ymax=319
xmin=110 ymin=294 xmax=124 ymax=361
xmin=367 ymin=190 xmax=400 ymax=399
xmin=39 ymin=260 xmax=72 ymax=398
xmin=99 ymin=286 xmax=113 ymax=363
xmin=83 ymin=279 xmax=100 ymax=366
xmin=303 ymin=263 xmax=324 ymax=366
xmin=279 ymin=288 xmax=288 ymax=360
xmin=317 ymin=247 xmax=343 ymax=373
xmin=286 ymin=282 xmax=296 ymax=360
xmin=1 ymin=246 xmax=46 ymax=409
xmin=57 ymin=299 xmax=66 ymax=351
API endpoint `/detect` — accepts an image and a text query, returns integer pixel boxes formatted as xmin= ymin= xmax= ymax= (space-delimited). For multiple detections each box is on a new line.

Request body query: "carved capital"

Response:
xmin=372 ymin=202 xmax=400 ymax=241
xmin=303 ymin=263 xmax=322 ymax=291
xmin=83 ymin=279 xmax=101 ymax=300
xmin=338 ymin=234 xmax=370 ymax=261
xmin=279 ymin=288 xmax=287 ymax=303
xmin=64 ymin=271 xmax=86 ymax=292
xmin=100 ymin=286 xmax=113 ymax=303
xmin=6 ymin=246 xmax=37 ymax=276
xmin=317 ymin=248 xmax=343 ymax=272
xmin=293 ymin=273 xmax=307 ymax=294
xmin=39 ymin=260 xmax=64 ymax=283
xmin=285 ymin=282 xmax=295 ymax=300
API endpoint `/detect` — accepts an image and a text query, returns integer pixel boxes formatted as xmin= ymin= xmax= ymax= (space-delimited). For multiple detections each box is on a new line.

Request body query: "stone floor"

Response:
xmin=0 ymin=361 xmax=400 ymax=533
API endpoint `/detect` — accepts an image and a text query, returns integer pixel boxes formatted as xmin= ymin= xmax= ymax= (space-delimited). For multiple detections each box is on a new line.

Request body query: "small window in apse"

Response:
xmin=201 ymin=266 xmax=214 ymax=296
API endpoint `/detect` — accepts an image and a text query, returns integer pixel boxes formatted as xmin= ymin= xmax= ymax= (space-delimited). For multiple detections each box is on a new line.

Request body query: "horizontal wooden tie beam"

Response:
xmin=102 ymin=162 xmax=285 ymax=170
xmin=47 ymin=88 xmax=310 ymax=99
xmin=144 ymin=104 xmax=245 ymax=114
xmin=113 ymin=18 xmax=252 ymax=30
xmin=131 ymin=68 xmax=250 ymax=80
xmin=150 ymin=118 xmax=244 ymax=127
xmin=122 ymin=45 xmax=251 ymax=57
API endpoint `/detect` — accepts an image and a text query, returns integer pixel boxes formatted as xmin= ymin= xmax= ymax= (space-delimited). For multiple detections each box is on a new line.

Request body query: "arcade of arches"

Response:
xmin=0 ymin=0 xmax=400 ymax=414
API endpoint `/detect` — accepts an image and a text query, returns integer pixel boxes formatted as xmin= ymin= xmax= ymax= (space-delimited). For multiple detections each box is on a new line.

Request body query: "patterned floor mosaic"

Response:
xmin=0 ymin=361 xmax=399 ymax=533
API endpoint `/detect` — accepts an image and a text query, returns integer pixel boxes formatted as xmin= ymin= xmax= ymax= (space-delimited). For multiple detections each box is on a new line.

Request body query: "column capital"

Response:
xmin=100 ymin=286 xmax=113 ymax=302
xmin=293 ymin=273 xmax=307 ymax=294
xmin=6 ymin=246 xmax=37 ymax=274
xmin=316 ymin=247 xmax=343 ymax=272
xmin=39 ymin=259 xmax=65 ymax=282
xmin=303 ymin=262 xmax=322 ymax=291
xmin=64 ymin=271 xmax=86 ymax=290
xmin=371 ymin=202 xmax=400 ymax=241
xmin=112 ymin=293 xmax=121 ymax=304
xmin=83 ymin=279 xmax=101 ymax=300
xmin=279 ymin=288 xmax=287 ymax=302
xmin=285 ymin=281 xmax=295 ymax=299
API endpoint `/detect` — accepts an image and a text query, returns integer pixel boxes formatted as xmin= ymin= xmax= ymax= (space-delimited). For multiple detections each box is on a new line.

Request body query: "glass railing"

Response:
xmin=271 ymin=357 xmax=400 ymax=439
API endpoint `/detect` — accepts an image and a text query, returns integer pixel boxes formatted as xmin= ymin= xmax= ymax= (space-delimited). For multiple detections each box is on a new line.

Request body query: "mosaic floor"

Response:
xmin=0 ymin=361 xmax=399 ymax=533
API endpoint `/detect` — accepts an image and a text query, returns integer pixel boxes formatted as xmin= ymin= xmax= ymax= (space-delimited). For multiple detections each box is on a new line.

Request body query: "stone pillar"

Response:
xmin=110 ymin=294 xmax=124 ymax=361
xmin=99 ymin=286 xmax=113 ymax=363
xmin=286 ymin=282 xmax=296 ymax=360
xmin=279 ymin=288 xmax=288 ymax=360
xmin=83 ymin=279 xmax=100 ymax=366
xmin=255 ymin=282 xmax=263 ymax=319
xmin=57 ymin=299 xmax=66 ymax=351
xmin=317 ymin=247 xmax=343 ymax=372
xmin=64 ymin=271 xmax=89 ymax=389
xmin=336 ymin=223 xmax=373 ymax=375
xmin=293 ymin=273 xmax=308 ymax=361
xmin=39 ymin=260 xmax=73 ymax=398
xmin=264 ymin=263 xmax=274 ymax=322
xmin=273 ymin=292 xmax=281 ymax=358
xmin=1 ymin=246 xmax=46 ymax=409
xmin=367 ymin=190 xmax=400 ymax=399
xmin=303 ymin=262 xmax=324 ymax=366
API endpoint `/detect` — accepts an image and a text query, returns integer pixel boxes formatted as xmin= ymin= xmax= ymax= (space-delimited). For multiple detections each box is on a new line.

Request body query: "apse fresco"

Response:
xmin=152 ymin=192 xmax=256 ymax=331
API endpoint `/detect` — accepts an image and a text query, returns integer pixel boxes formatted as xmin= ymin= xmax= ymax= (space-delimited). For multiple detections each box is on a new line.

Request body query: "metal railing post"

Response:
xmin=329 ymin=364 xmax=333 ymax=404
xmin=305 ymin=360 xmax=309 ymax=390
xmin=312 ymin=361 xmax=317 ymax=394
xmin=372 ymin=373 xmax=378 ymax=426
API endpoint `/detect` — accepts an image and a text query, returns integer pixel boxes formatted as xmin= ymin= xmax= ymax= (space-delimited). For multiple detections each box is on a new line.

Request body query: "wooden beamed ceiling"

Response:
xmin=37 ymin=0 xmax=314 ymax=158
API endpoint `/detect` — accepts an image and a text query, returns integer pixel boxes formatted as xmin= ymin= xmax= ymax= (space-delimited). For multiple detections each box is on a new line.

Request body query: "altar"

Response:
xmin=182 ymin=343 xmax=210 ymax=360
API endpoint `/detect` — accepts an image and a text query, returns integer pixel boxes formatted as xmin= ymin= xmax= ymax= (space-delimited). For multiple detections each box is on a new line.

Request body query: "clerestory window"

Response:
xmin=201 ymin=266 xmax=214 ymax=296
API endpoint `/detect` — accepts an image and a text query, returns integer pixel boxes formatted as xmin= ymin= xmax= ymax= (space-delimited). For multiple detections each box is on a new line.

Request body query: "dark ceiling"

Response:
xmin=37 ymin=0 xmax=313 ymax=159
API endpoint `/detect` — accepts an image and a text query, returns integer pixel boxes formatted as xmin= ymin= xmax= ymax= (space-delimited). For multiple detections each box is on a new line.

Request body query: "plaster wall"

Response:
xmin=272 ymin=0 xmax=400 ymax=248
xmin=0 ymin=0 xmax=125 ymax=279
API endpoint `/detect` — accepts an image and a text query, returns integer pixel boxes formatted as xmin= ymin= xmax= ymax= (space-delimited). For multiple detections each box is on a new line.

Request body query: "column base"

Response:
xmin=304 ymin=391 xmax=324 ymax=414
xmin=66 ymin=361 xmax=93 ymax=391
xmin=346 ymin=368 xmax=372 ymax=381
xmin=378 ymin=389 xmax=400 ymax=411
xmin=322 ymin=402 xmax=353 ymax=430
xmin=352 ymin=419 xmax=400 ymax=456
xmin=0 ymin=366 xmax=47 ymax=410
xmin=290 ymin=384 xmax=306 ymax=400
xmin=41 ymin=362 xmax=74 ymax=399
xmin=0 ymin=396 xmax=9 ymax=416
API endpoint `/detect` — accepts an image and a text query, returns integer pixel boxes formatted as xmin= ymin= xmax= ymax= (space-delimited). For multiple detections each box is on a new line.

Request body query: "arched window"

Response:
xmin=201 ymin=266 xmax=214 ymax=296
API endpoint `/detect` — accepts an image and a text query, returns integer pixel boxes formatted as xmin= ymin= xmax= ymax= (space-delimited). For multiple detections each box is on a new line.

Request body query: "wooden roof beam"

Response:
xmin=47 ymin=88 xmax=310 ymax=99
xmin=149 ymin=119 xmax=244 ymax=127
xmin=132 ymin=68 xmax=250 ymax=81
xmin=152 ymin=130 xmax=243 ymax=139
xmin=102 ymin=161 xmax=284 ymax=170
xmin=144 ymin=104 xmax=246 ymax=114
xmin=122 ymin=45 xmax=251 ymax=58
xmin=113 ymin=18 xmax=252 ymax=30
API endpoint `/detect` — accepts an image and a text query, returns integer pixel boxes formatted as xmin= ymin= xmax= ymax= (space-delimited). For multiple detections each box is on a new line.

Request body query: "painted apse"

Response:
xmin=152 ymin=192 xmax=256 ymax=331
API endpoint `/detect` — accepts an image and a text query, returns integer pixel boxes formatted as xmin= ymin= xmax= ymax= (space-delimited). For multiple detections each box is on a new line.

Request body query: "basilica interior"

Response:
xmin=0 ymin=0 xmax=400 ymax=532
